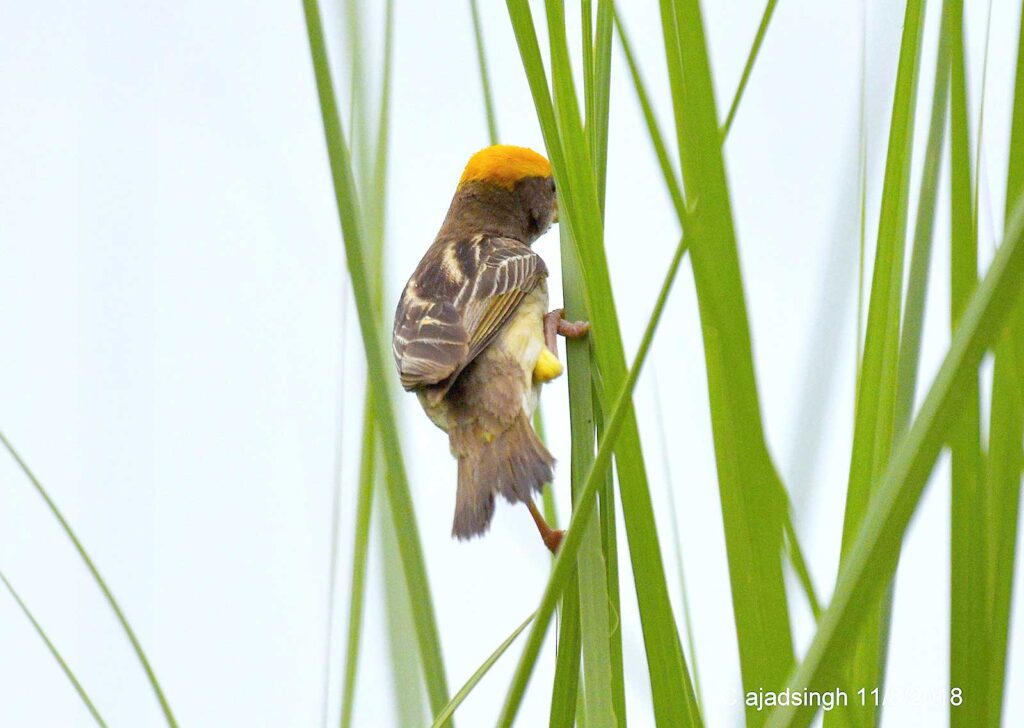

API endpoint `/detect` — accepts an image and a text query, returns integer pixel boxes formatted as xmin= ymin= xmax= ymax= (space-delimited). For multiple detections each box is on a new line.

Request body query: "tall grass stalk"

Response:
xmin=983 ymin=7 xmax=1024 ymax=722
xmin=827 ymin=1 xmax=925 ymax=723
xmin=0 ymin=431 xmax=177 ymax=726
xmin=767 ymin=194 xmax=1024 ymax=727
xmin=0 ymin=571 xmax=108 ymax=727
xmin=301 ymin=0 xmax=451 ymax=717
xmin=948 ymin=1 xmax=986 ymax=723
xmin=657 ymin=0 xmax=797 ymax=716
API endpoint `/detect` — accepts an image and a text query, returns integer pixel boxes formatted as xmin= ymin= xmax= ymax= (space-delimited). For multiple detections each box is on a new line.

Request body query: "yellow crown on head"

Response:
xmin=459 ymin=145 xmax=552 ymax=189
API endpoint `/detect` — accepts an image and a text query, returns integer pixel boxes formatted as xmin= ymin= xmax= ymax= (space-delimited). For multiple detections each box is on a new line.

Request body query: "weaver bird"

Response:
xmin=392 ymin=145 xmax=589 ymax=553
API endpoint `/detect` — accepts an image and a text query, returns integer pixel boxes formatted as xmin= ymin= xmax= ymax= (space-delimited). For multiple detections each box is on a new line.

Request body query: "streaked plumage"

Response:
xmin=392 ymin=145 xmax=564 ymax=541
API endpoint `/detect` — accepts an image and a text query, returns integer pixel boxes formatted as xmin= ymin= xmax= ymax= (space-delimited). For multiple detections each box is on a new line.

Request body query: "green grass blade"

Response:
xmin=767 ymin=194 xmax=1024 ymax=728
xmin=504 ymin=1 xmax=699 ymax=724
xmin=338 ymin=396 xmax=377 ymax=728
xmin=948 ymin=2 xmax=986 ymax=724
xmin=468 ymin=0 xmax=499 ymax=145
xmin=972 ymin=0 xmax=994 ymax=231
xmin=497 ymin=230 xmax=698 ymax=726
xmin=594 ymin=393 xmax=627 ymax=728
xmin=984 ymin=9 xmax=1024 ymax=722
xmin=550 ymin=576 xmax=582 ymax=728
xmin=621 ymin=5 xmax=821 ymax=632
xmin=0 ymin=431 xmax=177 ymax=726
xmin=577 ymin=5 xmax=619 ymax=725
xmin=430 ymin=612 xmax=535 ymax=728
xmin=380 ymin=477 xmax=429 ymax=726
xmin=720 ymin=0 xmax=779 ymax=138
xmin=613 ymin=9 xmax=685 ymax=218
xmin=657 ymin=0 xmax=795 ymax=716
xmin=895 ymin=5 xmax=952 ymax=437
xmin=301 ymin=0 xmax=451 ymax=715
xmin=0 ymin=570 xmax=108 ymax=727
xmin=826 ymin=1 xmax=926 ymax=723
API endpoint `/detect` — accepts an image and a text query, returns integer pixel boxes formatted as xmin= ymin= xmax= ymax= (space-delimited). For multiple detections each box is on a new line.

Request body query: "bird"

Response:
xmin=391 ymin=144 xmax=589 ymax=553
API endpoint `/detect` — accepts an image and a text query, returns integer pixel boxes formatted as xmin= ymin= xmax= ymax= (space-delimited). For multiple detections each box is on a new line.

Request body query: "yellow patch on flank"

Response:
xmin=482 ymin=431 xmax=494 ymax=443
xmin=533 ymin=347 xmax=563 ymax=383
xmin=459 ymin=145 xmax=552 ymax=189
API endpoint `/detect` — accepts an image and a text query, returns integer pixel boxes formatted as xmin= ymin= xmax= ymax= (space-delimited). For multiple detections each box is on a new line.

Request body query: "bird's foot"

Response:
xmin=544 ymin=309 xmax=591 ymax=353
xmin=527 ymin=499 xmax=565 ymax=555
xmin=543 ymin=528 xmax=565 ymax=554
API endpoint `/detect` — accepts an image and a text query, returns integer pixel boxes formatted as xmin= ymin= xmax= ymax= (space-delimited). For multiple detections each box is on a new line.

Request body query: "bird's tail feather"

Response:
xmin=452 ymin=415 xmax=554 ymax=540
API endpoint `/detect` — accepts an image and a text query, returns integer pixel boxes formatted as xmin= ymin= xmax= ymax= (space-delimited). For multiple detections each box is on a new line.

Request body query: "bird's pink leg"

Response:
xmin=526 ymin=499 xmax=565 ymax=554
xmin=543 ymin=308 xmax=591 ymax=358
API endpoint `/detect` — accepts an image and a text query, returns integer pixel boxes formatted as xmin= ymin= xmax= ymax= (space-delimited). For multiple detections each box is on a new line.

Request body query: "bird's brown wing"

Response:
xmin=392 ymin=235 xmax=547 ymax=391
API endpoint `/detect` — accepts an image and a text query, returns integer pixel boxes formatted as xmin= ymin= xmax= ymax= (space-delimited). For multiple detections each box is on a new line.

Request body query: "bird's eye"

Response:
xmin=550 ymin=179 xmax=556 ymax=192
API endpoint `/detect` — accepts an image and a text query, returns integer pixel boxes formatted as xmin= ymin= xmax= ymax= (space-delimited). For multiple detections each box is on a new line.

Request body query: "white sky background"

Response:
xmin=1 ymin=0 xmax=1022 ymax=726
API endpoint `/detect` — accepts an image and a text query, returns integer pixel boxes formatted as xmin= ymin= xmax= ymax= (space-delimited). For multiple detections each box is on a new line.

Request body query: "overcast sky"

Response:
xmin=1 ymin=1 xmax=1022 ymax=726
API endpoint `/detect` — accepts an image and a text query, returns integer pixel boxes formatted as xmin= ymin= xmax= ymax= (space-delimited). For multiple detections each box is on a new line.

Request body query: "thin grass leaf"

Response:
xmin=971 ymin=0 xmax=995 ymax=233
xmin=468 ymin=0 xmax=499 ymax=145
xmin=338 ymin=398 xmax=376 ymax=728
xmin=826 ymin=1 xmax=926 ymax=723
xmin=380 ymin=475 xmax=429 ymax=726
xmin=657 ymin=0 xmax=796 ymax=715
xmin=301 ymin=1 xmax=451 ymax=716
xmin=855 ymin=0 xmax=868 ymax=385
xmin=619 ymin=7 xmax=821 ymax=629
xmin=984 ymin=9 xmax=1024 ymax=722
xmin=0 ymin=570 xmax=108 ymax=727
xmin=575 ymin=5 xmax=619 ymax=725
xmin=334 ymin=4 xmax=395 ymax=724
xmin=769 ymin=194 xmax=1024 ymax=727
xmin=0 ymin=431 xmax=177 ymax=726
xmin=497 ymin=229 xmax=696 ymax=725
xmin=895 ymin=5 xmax=952 ymax=437
xmin=550 ymin=574 xmax=582 ymax=728
xmin=430 ymin=612 xmax=535 ymax=728
xmin=503 ymin=1 xmax=699 ymax=724
xmin=720 ymin=0 xmax=779 ymax=138
xmin=948 ymin=2 xmax=986 ymax=724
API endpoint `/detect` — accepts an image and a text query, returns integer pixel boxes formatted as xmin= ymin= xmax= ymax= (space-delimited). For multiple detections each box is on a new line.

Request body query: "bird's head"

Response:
xmin=439 ymin=145 xmax=558 ymax=244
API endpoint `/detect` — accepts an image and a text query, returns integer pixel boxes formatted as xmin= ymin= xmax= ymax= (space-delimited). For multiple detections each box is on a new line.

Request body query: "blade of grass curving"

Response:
xmin=985 ymin=9 xmax=1024 ymax=722
xmin=720 ymin=0 xmax=779 ymax=138
xmin=468 ymin=0 xmax=499 ymax=145
xmin=338 ymin=398 xmax=376 ymax=728
xmin=619 ymin=7 xmax=821 ymax=627
xmin=505 ymin=0 xmax=698 ymax=724
xmin=856 ymin=0 xmax=868 ymax=383
xmin=0 ymin=570 xmax=108 ymax=727
xmin=766 ymin=194 xmax=1024 ymax=728
xmin=302 ymin=0 xmax=451 ymax=715
xmin=0 ymin=431 xmax=177 ymax=726
xmin=497 ymin=229 xmax=697 ymax=726
xmin=613 ymin=9 xmax=685 ymax=218
xmin=948 ymin=1 xmax=986 ymax=724
xmin=658 ymin=0 xmax=795 ymax=716
xmin=825 ymin=1 xmax=926 ymax=723
xmin=430 ymin=612 xmax=535 ymax=728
